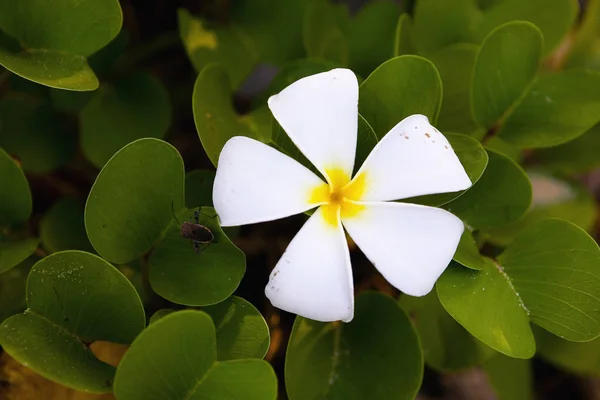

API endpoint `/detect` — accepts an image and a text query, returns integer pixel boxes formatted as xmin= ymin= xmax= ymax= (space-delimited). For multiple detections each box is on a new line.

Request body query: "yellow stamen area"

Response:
xmin=308 ymin=168 xmax=368 ymax=226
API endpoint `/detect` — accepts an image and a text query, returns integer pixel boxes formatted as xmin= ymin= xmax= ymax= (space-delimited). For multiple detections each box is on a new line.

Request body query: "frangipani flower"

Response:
xmin=213 ymin=69 xmax=471 ymax=322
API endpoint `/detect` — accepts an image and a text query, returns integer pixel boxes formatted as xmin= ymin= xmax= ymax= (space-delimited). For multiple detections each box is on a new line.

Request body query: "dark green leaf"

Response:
xmin=41 ymin=198 xmax=94 ymax=253
xmin=393 ymin=13 xmax=415 ymax=56
xmin=0 ymin=237 xmax=38 ymax=274
xmin=0 ymin=147 xmax=31 ymax=225
xmin=535 ymin=325 xmax=600 ymax=376
xmin=0 ymin=256 xmax=36 ymax=323
xmin=483 ymin=354 xmax=533 ymax=400
xmin=185 ymin=169 xmax=216 ymax=208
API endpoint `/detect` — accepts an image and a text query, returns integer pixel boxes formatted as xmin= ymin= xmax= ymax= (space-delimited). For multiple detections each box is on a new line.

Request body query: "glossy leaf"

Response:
xmin=41 ymin=198 xmax=94 ymax=253
xmin=203 ymin=296 xmax=270 ymax=361
xmin=484 ymin=355 xmax=533 ymax=400
xmin=81 ymin=73 xmax=172 ymax=168
xmin=0 ymin=147 xmax=31 ymax=226
xmin=185 ymin=170 xmax=216 ymax=208
xmin=85 ymin=138 xmax=185 ymax=264
xmin=399 ymin=291 xmax=490 ymax=371
xmin=114 ymin=310 xmax=277 ymax=400
xmin=0 ymin=251 xmax=145 ymax=393
xmin=0 ymin=97 xmax=75 ymax=172
xmin=445 ymin=149 xmax=531 ymax=229
xmin=359 ymin=55 xmax=442 ymax=138
xmin=497 ymin=70 xmax=600 ymax=148
xmin=453 ymin=228 xmax=484 ymax=271
xmin=437 ymin=259 xmax=535 ymax=358
xmin=471 ymin=21 xmax=542 ymax=129
xmin=178 ymin=8 xmax=258 ymax=89
xmin=286 ymin=292 xmax=422 ymax=400
xmin=149 ymin=207 xmax=245 ymax=306
xmin=0 ymin=237 xmax=38 ymax=274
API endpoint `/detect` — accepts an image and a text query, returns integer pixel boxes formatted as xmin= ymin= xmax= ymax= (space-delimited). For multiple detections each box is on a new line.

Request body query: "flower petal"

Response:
xmin=343 ymin=202 xmax=463 ymax=296
xmin=268 ymin=68 xmax=358 ymax=181
xmin=355 ymin=114 xmax=471 ymax=201
xmin=265 ymin=207 xmax=354 ymax=322
xmin=213 ymin=136 xmax=325 ymax=226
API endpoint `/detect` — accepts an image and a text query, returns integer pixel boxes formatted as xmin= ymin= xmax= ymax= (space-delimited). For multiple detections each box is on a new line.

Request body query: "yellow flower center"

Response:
xmin=309 ymin=168 xmax=367 ymax=226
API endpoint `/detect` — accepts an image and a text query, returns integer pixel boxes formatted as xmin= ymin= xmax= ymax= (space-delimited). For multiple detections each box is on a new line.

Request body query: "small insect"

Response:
xmin=172 ymin=204 xmax=216 ymax=254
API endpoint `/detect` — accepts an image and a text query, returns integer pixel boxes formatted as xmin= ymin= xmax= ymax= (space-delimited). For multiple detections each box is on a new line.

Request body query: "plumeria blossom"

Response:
xmin=213 ymin=69 xmax=472 ymax=323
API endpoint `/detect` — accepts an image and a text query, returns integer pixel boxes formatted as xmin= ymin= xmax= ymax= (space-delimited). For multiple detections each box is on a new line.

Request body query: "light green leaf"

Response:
xmin=0 ymin=251 xmax=145 ymax=393
xmin=85 ymin=138 xmax=185 ymax=264
xmin=453 ymin=228 xmax=484 ymax=270
xmin=114 ymin=310 xmax=277 ymax=400
xmin=0 ymin=147 xmax=31 ymax=226
xmin=471 ymin=21 xmax=542 ymax=129
xmin=178 ymin=8 xmax=258 ymax=89
xmin=149 ymin=207 xmax=245 ymax=306
xmin=40 ymin=198 xmax=94 ymax=254
xmin=0 ymin=97 xmax=76 ymax=172
xmin=286 ymin=292 xmax=422 ymax=400
xmin=359 ymin=55 xmax=442 ymax=138
xmin=445 ymin=149 xmax=532 ymax=229
xmin=0 ymin=237 xmax=38 ymax=274
xmin=483 ymin=354 xmax=533 ymax=400
xmin=497 ymin=70 xmax=600 ymax=148
xmin=81 ymin=73 xmax=172 ymax=168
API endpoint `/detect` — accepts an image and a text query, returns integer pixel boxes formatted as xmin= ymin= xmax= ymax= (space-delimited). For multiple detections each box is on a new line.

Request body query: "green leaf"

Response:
xmin=445 ymin=149 xmax=532 ymax=229
xmin=149 ymin=309 xmax=175 ymax=324
xmin=185 ymin=169 xmax=216 ymax=208
xmin=0 ymin=0 xmax=122 ymax=90
xmin=114 ymin=310 xmax=277 ymax=400
xmin=0 ymin=251 xmax=145 ymax=393
xmin=359 ymin=55 xmax=442 ymax=138
xmin=477 ymin=0 xmax=578 ymax=55
xmin=85 ymin=138 xmax=185 ymax=264
xmin=430 ymin=44 xmax=479 ymax=134
xmin=566 ymin=0 xmax=600 ymax=69
xmin=40 ymin=198 xmax=94 ymax=253
xmin=497 ymin=219 xmax=600 ymax=341
xmin=0 ymin=97 xmax=76 ymax=172
xmin=412 ymin=0 xmax=481 ymax=55
xmin=303 ymin=0 xmax=350 ymax=66
xmin=534 ymin=123 xmax=600 ymax=174
xmin=497 ymin=70 xmax=600 ymax=148
xmin=0 ymin=237 xmax=38 ymax=274
xmin=393 ymin=13 xmax=415 ymax=56
xmin=483 ymin=354 xmax=533 ymax=400
xmin=286 ymin=292 xmax=422 ymax=400
xmin=535 ymin=325 xmax=600 ymax=376
xmin=193 ymin=64 xmax=267 ymax=167
xmin=0 ymin=256 xmax=36 ymax=323
xmin=80 ymin=73 xmax=172 ymax=168
xmin=149 ymin=207 xmax=245 ymax=306
xmin=203 ymin=296 xmax=270 ymax=361
xmin=409 ymin=133 xmax=489 ymax=206
xmin=178 ymin=9 xmax=258 ymax=89
xmin=0 ymin=147 xmax=31 ymax=226
xmin=486 ymin=173 xmax=597 ymax=246
xmin=399 ymin=291 xmax=491 ymax=371
xmin=437 ymin=259 xmax=535 ymax=358
xmin=354 ymin=115 xmax=378 ymax=174
xmin=471 ymin=21 xmax=542 ymax=129
xmin=453 ymin=228 xmax=484 ymax=270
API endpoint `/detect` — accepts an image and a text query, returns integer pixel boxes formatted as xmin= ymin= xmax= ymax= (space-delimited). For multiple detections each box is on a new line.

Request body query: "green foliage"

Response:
xmin=40 ymin=198 xmax=94 ymax=253
xmin=114 ymin=310 xmax=277 ymax=400
xmin=484 ymin=355 xmax=533 ymax=400
xmin=0 ymin=147 xmax=31 ymax=225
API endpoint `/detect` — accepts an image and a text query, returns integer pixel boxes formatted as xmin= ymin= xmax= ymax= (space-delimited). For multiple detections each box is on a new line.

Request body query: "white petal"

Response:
xmin=213 ymin=136 xmax=325 ymax=226
xmin=265 ymin=207 xmax=354 ymax=322
xmin=343 ymin=202 xmax=463 ymax=296
xmin=356 ymin=114 xmax=471 ymax=201
xmin=268 ymin=68 xmax=358 ymax=181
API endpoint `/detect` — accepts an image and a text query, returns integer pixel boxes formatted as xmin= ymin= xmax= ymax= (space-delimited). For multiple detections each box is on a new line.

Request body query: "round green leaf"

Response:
xmin=393 ymin=13 xmax=415 ymax=56
xmin=497 ymin=219 xmax=600 ymax=341
xmin=185 ymin=169 xmax=216 ymax=208
xmin=0 ymin=147 xmax=31 ymax=226
xmin=0 ymin=256 xmax=36 ymax=323
xmin=114 ymin=310 xmax=277 ymax=400
xmin=149 ymin=309 xmax=175 ymax=324
xmin=437 ymin=259 xmax=535 ymax=358
xmin=535 ymin=325 xmax=600 ymax=376
xmin=445 ymin=149 xmax=532 ymax=229
xmin=399 ymin=291 xmax=491 ymax=371
xmin=149 ymin=207 xmax=245 ymax=306
xmin=453 ymin=228 xmax=484 ymax=270
xmin=471 ymin=21 xmax=542 ymax=129
xmin=178 ymin=9 xmax=258 ymax=89
xmin=41 ymin=197 xmax=94 ymax=253
xmin=81 ymin=73 xmax=172 ymax=168
xmin=0 ymin=251 xmax=145 ymax=393
xmin=0 ymin=97 xmax=76 ymax=172
xmin=359 ymin=55 xmax=442 ymax=138
xmin=286 ymin=292 xmax=423 ymax=400
xmin=497 ymin=70 xmax=600 ymax=148
xmin=85 ymin=138 xmax=185 ymax=264
xmin=203 ymin=296 xmax=270 ymax=361
xmin=193 ymin=64 xmax=267 ymax=167
xmin=0 ymin=237 xmax=38 ymax=274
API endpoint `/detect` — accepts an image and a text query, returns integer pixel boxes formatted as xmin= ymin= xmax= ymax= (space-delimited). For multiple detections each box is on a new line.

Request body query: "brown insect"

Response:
xmin=172 ymin=204 xmax=216 ymax=254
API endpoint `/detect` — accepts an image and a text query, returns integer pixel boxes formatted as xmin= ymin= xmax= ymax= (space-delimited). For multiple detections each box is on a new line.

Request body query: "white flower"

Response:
xmin=213 ymin=69 xmax=471 ymax=322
